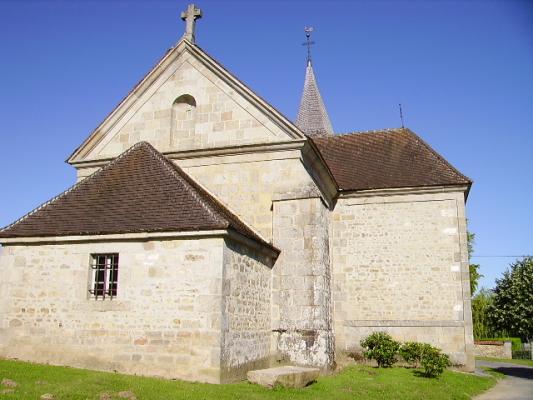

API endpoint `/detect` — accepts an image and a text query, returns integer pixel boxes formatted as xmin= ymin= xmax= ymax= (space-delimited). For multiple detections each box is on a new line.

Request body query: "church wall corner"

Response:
xmin=329 ymin=190 xmax=474 ymax=371
xmin=219 ymin=238 xmax=273 ymax=382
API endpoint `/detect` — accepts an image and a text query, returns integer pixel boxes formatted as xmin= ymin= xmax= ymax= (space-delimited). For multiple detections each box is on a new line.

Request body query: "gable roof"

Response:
xmin=0 ymin=142 xmax=276 ymax=252
xmin=67 ymin=39 xmax=306 ymax=164
xmin=296 ymin=61 xmax=334 ymax=137
xmin=312 ymin=128 xmax=471 ymax=192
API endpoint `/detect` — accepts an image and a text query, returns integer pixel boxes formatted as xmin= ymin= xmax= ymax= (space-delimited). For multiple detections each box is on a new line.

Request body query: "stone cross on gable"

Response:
xmin=181 ymin=4 xmax=202 ymax=44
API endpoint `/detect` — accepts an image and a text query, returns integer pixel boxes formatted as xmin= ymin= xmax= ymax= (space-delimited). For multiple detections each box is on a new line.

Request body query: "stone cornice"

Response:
xmin=0 ymin=229 xmax=280 ymax=260
xmin=226 ymin=229 xmax=279 ymax=262
xmin=300 ymin=141 xmax=338 ymax=208
xmin=0 ymin=230 xmax=228 ymax=245
xmin=69 ymin=139 xmax=339 ymax=209
xmin=344 ymin=320 xmax=465 ymax=327
xmin=69 ymin=140 xmax=307 ymax=169
xmin=339 ymin=185 xmax=470 ymax=199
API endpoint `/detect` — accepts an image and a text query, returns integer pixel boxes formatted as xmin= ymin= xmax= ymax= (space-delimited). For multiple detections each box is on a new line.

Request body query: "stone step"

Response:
xmin=247 ymin=366 xmax=320 ymax=388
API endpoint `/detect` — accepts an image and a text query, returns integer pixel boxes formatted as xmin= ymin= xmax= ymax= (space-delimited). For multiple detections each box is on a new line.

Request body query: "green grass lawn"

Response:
xmin=0 ymin=359 xmax=497 ymax=400
xmin=476 ymin=357 xmax=533 ymax=367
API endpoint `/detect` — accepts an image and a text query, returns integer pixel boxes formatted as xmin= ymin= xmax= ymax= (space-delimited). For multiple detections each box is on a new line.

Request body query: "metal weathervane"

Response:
xmin=303 ymin=26 xmax=315 ymax=64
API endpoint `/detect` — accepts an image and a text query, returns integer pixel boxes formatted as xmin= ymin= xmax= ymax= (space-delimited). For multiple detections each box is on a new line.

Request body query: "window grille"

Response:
xmin=89 ymin=253 xmax=119 ymax=300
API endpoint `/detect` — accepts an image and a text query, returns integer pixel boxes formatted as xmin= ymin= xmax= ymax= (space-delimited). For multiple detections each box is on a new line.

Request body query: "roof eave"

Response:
xmin=0 ymin=229 xmax=229 ymax=245
xmin=338 ymin=184 xmax=471 ymax=199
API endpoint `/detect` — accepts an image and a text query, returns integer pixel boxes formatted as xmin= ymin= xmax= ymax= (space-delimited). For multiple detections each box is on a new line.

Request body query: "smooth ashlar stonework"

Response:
xmin=272 ymin=194 xmax=334 ymax=370
xmin=330 ymin=190 xmax=474 ymax=370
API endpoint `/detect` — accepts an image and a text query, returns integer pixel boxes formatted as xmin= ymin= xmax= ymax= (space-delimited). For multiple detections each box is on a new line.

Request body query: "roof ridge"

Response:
xmin=402 ymin=128 xmax=472 ymax=183
xmin=67 ymin=47 xmax=175 ymax=162
xmin=330 ymin=127 xmax=405 ymax=138
xmin=143 ymin=144 xmax=273 ymax=246
xmin=138 ymin=142 xmax=229 ymax=228
xmin=0 ymin=141 xmax=148 ymax=234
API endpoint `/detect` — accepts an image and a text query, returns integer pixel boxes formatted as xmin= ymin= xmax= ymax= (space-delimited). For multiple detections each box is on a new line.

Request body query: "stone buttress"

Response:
xmin=271 ymin=187 xmax=334 ymax=369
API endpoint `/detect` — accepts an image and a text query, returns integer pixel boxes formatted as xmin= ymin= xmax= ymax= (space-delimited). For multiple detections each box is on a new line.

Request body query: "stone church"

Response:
xmin=0 ymin=4 xmax=474 ymax=383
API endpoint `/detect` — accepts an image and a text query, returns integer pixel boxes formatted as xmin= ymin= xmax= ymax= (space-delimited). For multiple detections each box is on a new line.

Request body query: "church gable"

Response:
xmin=69 ymin=41 xmax=304 ymax=164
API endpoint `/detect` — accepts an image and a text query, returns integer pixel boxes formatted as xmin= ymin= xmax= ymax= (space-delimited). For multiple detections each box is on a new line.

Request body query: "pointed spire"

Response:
xmin=296 ymin=60 xmax=334 ymax=137
xmin=296 ymin=28 xmax=333 ymax=137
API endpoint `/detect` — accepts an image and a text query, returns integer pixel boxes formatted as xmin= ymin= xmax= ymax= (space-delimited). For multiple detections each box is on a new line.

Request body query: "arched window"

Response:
xmin=171 ymin=94 xmax=197 ymax=145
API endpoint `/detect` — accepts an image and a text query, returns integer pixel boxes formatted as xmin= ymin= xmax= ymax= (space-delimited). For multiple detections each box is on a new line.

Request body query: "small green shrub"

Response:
xmin=361 ymin=334 xmax=451 ymax=377
xmin=420 ymin=345 xmax=451 ymax=378
xmin=400 ymin=342 xmax=425 ymax=366
xmin=360 ymin=332 xmax=400 ymax=368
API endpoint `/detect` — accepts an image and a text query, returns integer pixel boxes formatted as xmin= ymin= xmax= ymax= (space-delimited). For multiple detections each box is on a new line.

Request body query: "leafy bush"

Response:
xmin=472 ymin=289 xmax=499 ymax=339
xmin=360 ymin=332 xmax=400 ymax=368
xmin=400 ymin=342 xmax=425 ymax=366
xmin=488 ymin=257 xmax=533 ymax=341
xmin=420 ymin=345 xmax=451 ymax=378
xmin=360 ymin=333 xmax=451 ymax=377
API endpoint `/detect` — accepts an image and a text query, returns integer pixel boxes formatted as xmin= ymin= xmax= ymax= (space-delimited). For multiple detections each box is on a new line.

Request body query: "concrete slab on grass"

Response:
xmin=247 ymin=366 xmax=320 ymax=388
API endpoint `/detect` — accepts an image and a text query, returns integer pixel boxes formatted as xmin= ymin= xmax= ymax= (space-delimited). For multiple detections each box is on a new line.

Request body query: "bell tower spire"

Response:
xmin=296 ymin=27 xmax=333 ymax=137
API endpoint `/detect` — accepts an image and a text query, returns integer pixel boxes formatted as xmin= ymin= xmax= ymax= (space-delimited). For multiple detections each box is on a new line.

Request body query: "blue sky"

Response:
xmin=0 ymin=0 xmax=531 ymax=290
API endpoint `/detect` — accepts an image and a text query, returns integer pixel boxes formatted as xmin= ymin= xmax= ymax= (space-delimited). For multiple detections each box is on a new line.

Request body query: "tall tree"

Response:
xmin=488 ymin=257 xmax=533 ymax=341
xmin=472 ymin=288 xmax=496 ymax=339
xmin=467 ymin=231 xmax=482 ymax=296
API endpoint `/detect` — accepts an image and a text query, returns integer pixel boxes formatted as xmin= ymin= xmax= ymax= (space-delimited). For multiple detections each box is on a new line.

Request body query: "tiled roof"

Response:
xmin=296 ymin=61 xmax=334 ymax=137
xmin=0 ymin=142 xmax=276 ymax=252
xmin=313 ymin=128 xmax=471 ymax=192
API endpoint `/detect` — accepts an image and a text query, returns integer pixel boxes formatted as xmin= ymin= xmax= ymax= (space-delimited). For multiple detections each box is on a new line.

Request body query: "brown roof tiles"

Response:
xmin=312 ymin=128 xmax=471 ymax=192
xmin=0 ymin=142 xmax=275 ymax=252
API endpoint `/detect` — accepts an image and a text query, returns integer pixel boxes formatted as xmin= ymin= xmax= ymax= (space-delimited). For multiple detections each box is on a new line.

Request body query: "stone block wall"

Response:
xmin=220 ymin=239 xmax=273 ymax=382
xmin=0 ymin=238 xmax=225 ymax=383
xmin=272 ymin=193 xmax=334 ymax=369
xmin=91 ymin=52 xmax=291 ymax=159
xmin=330 ymin=190 xmax=474 ymax=370
xmin=474 ymin=341 xmax=512 ymax=359
xmin=181 ymin=154 xmax=316 ymax=241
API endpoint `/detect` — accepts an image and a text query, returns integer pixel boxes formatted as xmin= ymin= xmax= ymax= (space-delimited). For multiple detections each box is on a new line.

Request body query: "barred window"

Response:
xmin=89 ymin=253 xmax=119 ymax=300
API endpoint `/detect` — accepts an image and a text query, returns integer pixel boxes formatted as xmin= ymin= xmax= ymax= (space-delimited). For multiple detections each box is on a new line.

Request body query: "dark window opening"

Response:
xmin=89 ymin=253 xmax=119 ymax=300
